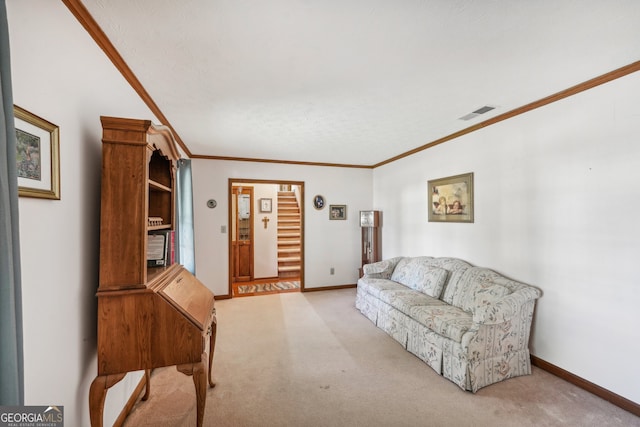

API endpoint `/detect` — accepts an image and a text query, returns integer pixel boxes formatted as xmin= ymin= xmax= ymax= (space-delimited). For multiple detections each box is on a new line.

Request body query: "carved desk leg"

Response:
xmin=89 ymin=373 xmax=126 ymax=427
xmin=209 ymin=317 xmax=217 ymax=388
xmin=141 ymin=369 xmax=151 ymax=401
xmin=177 ymin=353 xmax=207 ymax=427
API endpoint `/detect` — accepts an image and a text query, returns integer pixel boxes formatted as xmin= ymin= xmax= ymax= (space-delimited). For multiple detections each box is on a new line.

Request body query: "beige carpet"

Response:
xmin=123 ymin=289 xmax=640 ymax=427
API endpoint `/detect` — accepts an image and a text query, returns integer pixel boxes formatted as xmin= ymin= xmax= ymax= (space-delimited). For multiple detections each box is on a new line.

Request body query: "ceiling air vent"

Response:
xmin=459 ymin=105 xmax=496 ymax=121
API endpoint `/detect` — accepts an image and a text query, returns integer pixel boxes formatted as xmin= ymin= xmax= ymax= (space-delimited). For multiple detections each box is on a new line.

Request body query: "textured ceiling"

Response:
xmin=79 ymin=0 xmax=640 ymax=167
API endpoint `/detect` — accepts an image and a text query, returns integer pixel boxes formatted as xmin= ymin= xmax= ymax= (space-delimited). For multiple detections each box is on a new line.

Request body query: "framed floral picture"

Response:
xmin=14 ymin=105 xmax=60 ymax=199
xmin=428 ymin=172 xmax=473 ymax=223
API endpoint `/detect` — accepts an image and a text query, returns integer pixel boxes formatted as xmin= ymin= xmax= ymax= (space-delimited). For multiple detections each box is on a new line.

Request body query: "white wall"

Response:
xmin=7 ymin=2 xmax=161 ymax=425
xmin=372 ymin=72 xmax=640 ymax=404
xmin=252 ymin=183 xmax=279 ymax=278
xmin=192 ymin=160 xmax=373 ymax=296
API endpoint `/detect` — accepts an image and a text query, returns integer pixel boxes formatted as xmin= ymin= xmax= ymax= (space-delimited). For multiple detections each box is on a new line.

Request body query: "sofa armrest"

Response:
xmin=363 ymin=257 xmax=403 ymax=279
xmin=472 ymin=287 xmax=541 ymax=324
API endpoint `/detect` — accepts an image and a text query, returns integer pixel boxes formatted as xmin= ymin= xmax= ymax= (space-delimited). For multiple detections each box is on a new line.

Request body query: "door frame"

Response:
xmin=228 ymin=178 xmax=305 ymax=297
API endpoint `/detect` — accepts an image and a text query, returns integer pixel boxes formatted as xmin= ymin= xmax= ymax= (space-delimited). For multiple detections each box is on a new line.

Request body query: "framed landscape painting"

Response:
xmin=428 ymin=172 xmax=473 ymax=223
xmin=14 ymin=105 xmax=60 ymax=199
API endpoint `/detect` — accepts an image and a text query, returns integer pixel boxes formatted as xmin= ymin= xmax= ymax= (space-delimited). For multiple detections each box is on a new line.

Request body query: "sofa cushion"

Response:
xmin=389 ymin=257 xmax=449 ymax=298
xmin=358 ymin=278 xmax=409 ymax=299
xmin=430 ymin=258 xmax=472 ymax=302
xmin=378 ymin=289 xmax=445 ymax=315
xmin=409 ymin=304 xmax=473 ymax=343
xmin=389 ymin=257 xmax=420 ymax=282
xmin=446 ymin=267 xmax=512 ymax=312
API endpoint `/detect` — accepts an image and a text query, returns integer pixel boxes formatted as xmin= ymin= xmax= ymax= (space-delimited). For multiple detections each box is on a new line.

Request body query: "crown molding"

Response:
xmin=62 ymin=0 xmax=193 ymax=158
xmin=190 ymin=154 xmax=373 ymax=169
xmin=373 ymin=60 xmax=640 ymax=168
xmin=65 ymin=1 xmax=639 ymax=169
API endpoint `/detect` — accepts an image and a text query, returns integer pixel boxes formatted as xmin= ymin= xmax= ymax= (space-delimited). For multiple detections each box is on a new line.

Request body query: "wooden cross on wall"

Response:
xmin=262 ymin=216 xmax=270 ymax=229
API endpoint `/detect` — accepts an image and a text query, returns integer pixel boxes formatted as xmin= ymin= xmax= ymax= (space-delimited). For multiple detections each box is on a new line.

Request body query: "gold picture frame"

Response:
xmin=428 ymin=172 xmax=474 ymax=223
xmin=14 ymin=105 xmax=60 ymax=199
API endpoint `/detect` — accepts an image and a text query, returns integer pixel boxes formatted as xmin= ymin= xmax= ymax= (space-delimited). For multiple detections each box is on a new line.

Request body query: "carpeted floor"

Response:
xmin=123 ymin=289 xmax=640 ymax=427
xmin=236 ymin=280 xmax=300 ymax=295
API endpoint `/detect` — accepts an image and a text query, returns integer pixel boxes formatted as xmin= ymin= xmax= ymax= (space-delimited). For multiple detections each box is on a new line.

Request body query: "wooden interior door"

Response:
xmin=232 ymin=186 xmax=253 ymax=282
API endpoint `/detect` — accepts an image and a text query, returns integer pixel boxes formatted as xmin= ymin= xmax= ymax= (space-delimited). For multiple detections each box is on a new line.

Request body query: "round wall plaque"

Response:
xmin=313 ymin=195 xmax=325 ymax=210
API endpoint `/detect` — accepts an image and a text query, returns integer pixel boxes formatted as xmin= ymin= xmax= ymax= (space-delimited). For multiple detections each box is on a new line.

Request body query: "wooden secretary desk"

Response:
xmin=89 ymin=117 xmax=216 ymax=427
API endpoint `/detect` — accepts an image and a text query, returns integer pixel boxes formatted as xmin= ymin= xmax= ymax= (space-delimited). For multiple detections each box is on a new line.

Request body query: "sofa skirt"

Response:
xmin=357 ymin=285 xmax=482 ymax=391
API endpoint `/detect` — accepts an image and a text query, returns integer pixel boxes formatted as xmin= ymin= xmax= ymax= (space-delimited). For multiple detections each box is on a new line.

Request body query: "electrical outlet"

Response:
xmin=330 ymin=267 xmax=335 ymax=275
xmin=221 ymin=225 xmax=227 ymax=233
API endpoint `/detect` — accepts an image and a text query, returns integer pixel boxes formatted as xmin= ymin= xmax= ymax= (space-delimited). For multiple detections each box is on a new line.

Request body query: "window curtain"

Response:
xmin=0 ymin=0 xmax=25 ymax=406
xmin=176 ymin=159 xmax=195 ymax=274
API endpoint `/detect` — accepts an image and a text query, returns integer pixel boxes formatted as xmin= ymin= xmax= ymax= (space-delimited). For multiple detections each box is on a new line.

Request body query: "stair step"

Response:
xmin=278 ymin=265 xmax=301 ymax=272
xmin=279 ymin=272 xmax=299 ymax=279
xmin=278 ymin=256 xmax=301 ymax=262
xmin=278 ymin=240 xmax=301 ymax=246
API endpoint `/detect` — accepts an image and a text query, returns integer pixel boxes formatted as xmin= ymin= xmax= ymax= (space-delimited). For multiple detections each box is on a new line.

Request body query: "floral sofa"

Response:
xmin=355 ymin=256 xmax=541 ymax=392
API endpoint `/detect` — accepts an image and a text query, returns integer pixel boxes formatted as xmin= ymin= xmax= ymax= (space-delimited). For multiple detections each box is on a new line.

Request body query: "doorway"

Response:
xmin=228 ymin=179 xmax=305 ymax=297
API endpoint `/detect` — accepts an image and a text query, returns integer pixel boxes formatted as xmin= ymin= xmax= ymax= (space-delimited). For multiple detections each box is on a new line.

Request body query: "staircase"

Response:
xmin=277 ymin=191 xmax=301 ymax=279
